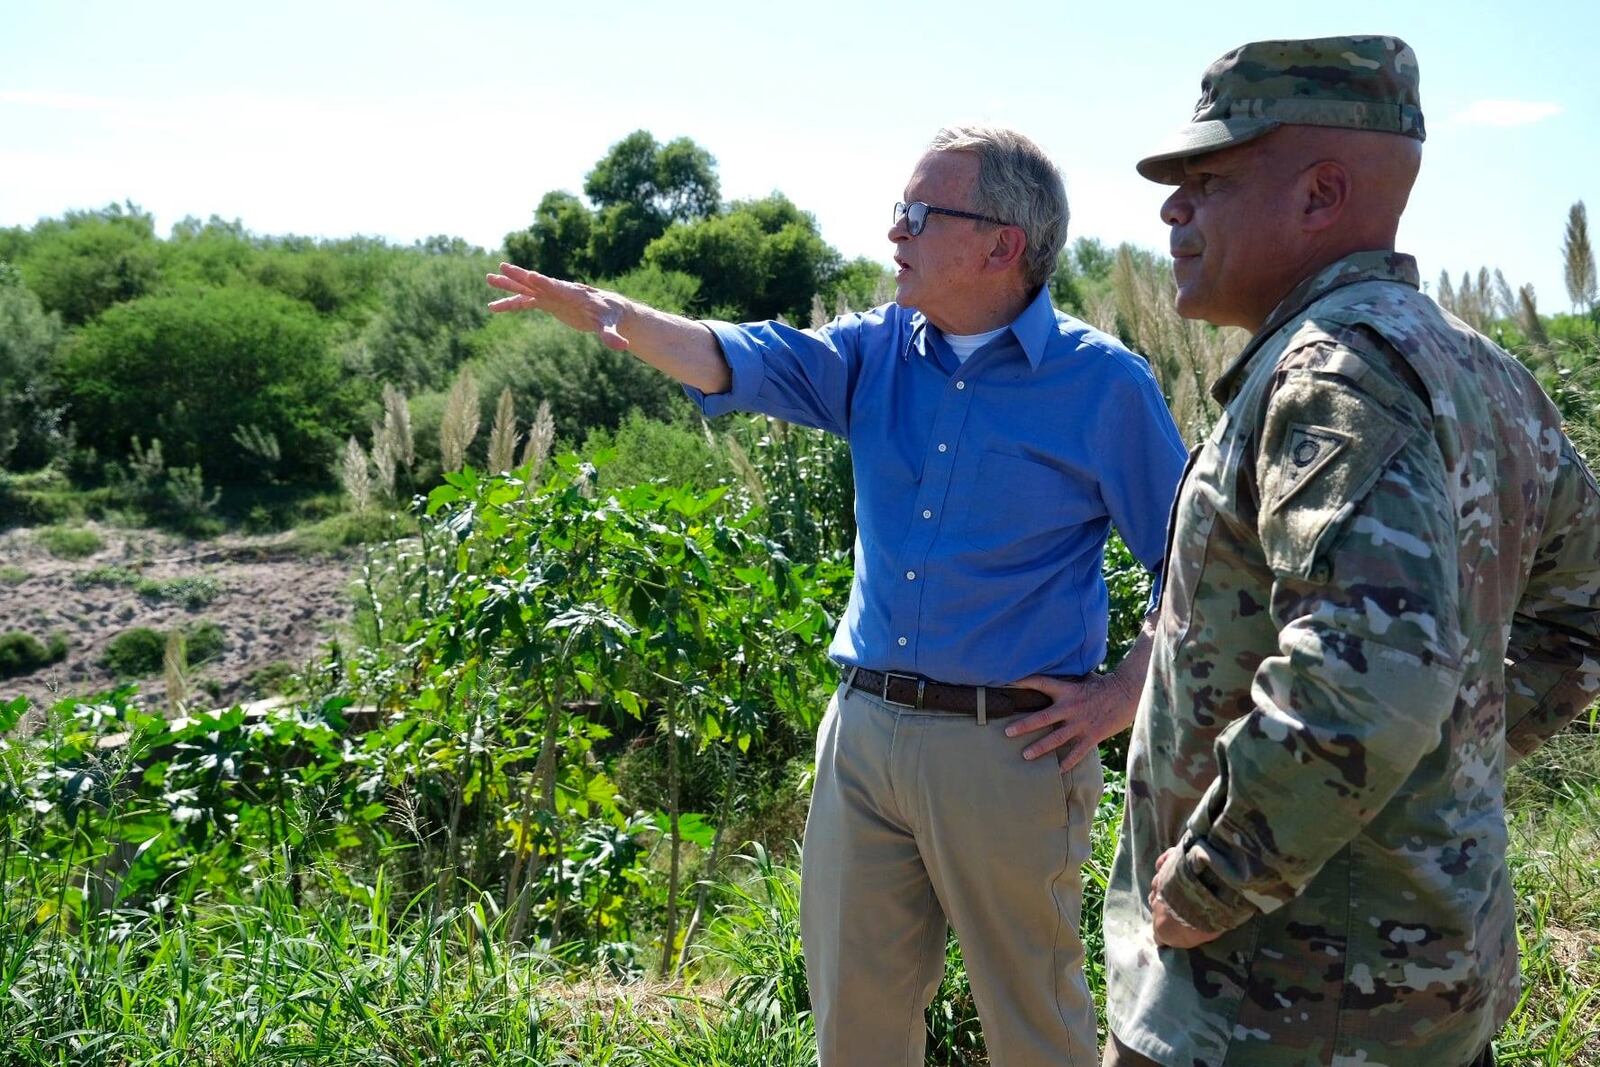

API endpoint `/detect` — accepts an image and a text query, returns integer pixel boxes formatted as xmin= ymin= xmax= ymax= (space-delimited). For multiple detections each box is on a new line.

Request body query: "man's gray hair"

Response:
xmin=928 ymin=125 xmax=1069 ymax=290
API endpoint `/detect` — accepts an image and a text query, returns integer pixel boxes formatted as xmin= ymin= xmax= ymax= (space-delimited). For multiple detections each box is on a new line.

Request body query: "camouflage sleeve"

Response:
xmin=1503 ymin=438 xmax=1600 ymax=764
xmin=1157 ymin=340 xmax=1465 ymax=933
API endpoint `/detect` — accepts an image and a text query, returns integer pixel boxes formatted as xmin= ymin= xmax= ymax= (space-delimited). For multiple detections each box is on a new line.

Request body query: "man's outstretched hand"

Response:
xmin=486 ymin=262 xmax=633 ymax=351
xmin=484 ymin=262 xmax=731 ymax=394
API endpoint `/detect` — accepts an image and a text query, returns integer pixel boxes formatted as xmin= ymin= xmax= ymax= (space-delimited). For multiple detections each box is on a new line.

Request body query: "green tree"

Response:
xmin=18 ymin=203 xmax=162 ymax=325
xmin=583 ymin=131 xmax=720 ymax=276
xmin=505 ymin=191 xmax=595 ymax=279
xmin=60 ymin=284 xmax=350 ymax=484
xmin=352 ymin=253 xmax=493 ymax=391
xmin=825 ymin=256 xmax=893 ymax=314
xmin=645 ymin=212 xmax=765 ymax=315
xmin=644 ymin=194 xmax=835 ymax=321
xmin=0 ymin=264 xmax=65 ymax=470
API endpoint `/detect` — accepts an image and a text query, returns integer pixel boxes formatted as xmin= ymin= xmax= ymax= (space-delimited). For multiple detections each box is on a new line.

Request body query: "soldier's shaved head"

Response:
xmin=1255 ymin=125 xmax=1422 ymax=253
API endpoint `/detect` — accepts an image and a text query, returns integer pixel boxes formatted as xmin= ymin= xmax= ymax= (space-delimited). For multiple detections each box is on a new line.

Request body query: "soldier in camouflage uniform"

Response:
xmin=1103 ymin=35 xmax=1600 ymax=1067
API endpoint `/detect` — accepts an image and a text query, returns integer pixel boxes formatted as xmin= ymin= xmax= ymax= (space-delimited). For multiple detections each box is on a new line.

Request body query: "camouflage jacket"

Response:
xmin=1105 ymin=251 xmax=1600 ymax=1066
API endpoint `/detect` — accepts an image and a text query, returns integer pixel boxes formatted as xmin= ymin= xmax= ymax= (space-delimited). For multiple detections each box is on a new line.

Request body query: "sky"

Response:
xmin=2 ymin=0 xmax=1597 ymax=314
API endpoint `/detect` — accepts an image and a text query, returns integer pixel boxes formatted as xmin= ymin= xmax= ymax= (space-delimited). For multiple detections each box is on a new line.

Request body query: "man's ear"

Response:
xmin=987 ymin=224 xmax=1029 ymax=272
xmin=1301 ymin=160 xmax=1351 ymax=233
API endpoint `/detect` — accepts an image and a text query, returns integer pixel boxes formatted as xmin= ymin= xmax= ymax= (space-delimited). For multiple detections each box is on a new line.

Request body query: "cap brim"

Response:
xmin=1135 ymin=117 xmax=1281 ymax=184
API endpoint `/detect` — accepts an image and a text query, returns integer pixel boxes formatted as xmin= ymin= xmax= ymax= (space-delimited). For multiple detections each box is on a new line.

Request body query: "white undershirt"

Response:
xmin=943 ymin=326 xmax=1008 ymax=364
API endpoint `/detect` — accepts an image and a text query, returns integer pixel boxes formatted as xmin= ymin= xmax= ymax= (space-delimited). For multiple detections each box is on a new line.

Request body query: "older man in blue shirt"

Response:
xmin=489 ymin=125 xmax=1187 ymax=1067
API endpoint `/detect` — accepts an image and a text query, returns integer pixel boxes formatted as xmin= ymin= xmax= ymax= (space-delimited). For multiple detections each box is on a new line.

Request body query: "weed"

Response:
xmin=101 ymin=627 xmax=165 ymax=677
xmin=0 ymin=631 xmax=67 ymax=678
xmin=34 ymin=525 xmax=103 ymax=559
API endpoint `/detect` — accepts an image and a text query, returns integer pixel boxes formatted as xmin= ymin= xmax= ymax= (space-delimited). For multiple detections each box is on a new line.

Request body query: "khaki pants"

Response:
xmin=801 ymin=680 xmax=1103 ymax=1067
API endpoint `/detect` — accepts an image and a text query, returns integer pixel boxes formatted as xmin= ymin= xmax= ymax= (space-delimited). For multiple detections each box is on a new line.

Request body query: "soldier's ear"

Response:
xmin=1300 ymin=160 xmax=1351 ymax=233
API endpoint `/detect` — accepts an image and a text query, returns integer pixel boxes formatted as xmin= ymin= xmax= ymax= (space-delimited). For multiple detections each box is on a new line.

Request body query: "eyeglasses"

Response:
xmin=893 ymin=200 xmax=1009 ymax=237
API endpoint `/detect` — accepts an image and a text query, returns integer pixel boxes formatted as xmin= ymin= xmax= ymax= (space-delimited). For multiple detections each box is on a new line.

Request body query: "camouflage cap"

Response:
xmin=1137 ymin=35 xmax=1425 ymax=184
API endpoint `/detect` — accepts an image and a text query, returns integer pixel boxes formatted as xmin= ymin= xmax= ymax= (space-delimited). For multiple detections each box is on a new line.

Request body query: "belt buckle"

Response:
xmin=881 ymin=671 xmax=924 ymax=708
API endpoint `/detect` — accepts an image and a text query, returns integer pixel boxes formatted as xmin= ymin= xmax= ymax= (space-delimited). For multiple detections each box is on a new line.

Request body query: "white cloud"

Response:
xmin=1452 ymin=100 xmax=1563 ymax=128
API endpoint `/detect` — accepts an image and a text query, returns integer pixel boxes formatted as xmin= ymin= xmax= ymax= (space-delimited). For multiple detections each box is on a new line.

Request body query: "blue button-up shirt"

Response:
xmin=687 ymin=286 xmax=1187 ymax=685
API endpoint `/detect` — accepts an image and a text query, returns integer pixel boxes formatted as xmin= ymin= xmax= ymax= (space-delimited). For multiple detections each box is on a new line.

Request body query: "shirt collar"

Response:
xmin=1210 ymin=250 xmax=1421 ymax=403
xmin=905 ymin=285 xmax=1056 ymax=371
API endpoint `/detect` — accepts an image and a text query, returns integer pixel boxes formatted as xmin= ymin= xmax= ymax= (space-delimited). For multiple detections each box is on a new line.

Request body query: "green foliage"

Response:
xmin=644 ymin=194 xmax=836 ymax=321
xmin=101 ymin=621 xmax=224 ymax=677
xmin=0 ymin=631 xmax=66 ymax=678
xmin=185 ymin=620 xmax=227 ymax=665
xmin=16 ymin=202 xmax=162 ymax=326
xmin=720 ymin=417 xmax=856 ymax=563
xmin=824 ymin=256 xmax=893 ymax=313
xmin=585 ymin=412 xmax=731 ymax=492
xmin=466 ymin=314 xmax=695 ymax=446
xmin=289 ymin=507 xmax=413 ymax=554
xmin=505 ymin=131 xmax=722 ymax=281
xmin=505 ymin=190 xmax=596 ymax=279
xmin=135 ymin=574 xmax=224 ymax=610
xmin=0 ymin=264 xmax=66 ymax=471
xmin=0 ymin=566 xmax=27 ymax=585
xmin=60 ymin=283 xmax=349 ymax=485
xmin=1050 ymin=236 xmax=1116 ymax=319
xmin=101 ymin=627 xmax=167 ymax=677
xmin=34 ymin=525 xmax=102 ymax=559
xmin=585 ymin=130 xmax=721 ymax=240
xmin=349 ymin=252 xmax=494 ymax=392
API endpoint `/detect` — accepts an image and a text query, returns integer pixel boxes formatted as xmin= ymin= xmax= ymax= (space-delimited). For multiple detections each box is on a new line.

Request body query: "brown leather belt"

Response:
xmin=847 ymin=668 xmax=1053 ymax=721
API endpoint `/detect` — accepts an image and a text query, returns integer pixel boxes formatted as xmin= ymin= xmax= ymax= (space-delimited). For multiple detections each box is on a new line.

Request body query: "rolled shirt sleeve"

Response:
xmin=683 ymin=315 xmax=869 ymax=437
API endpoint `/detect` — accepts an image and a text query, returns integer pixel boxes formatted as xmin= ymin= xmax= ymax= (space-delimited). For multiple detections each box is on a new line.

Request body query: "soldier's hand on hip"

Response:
xmin=486 ymin=262 xmax=633 ymax=351
xmin=1004 ymin=671 xmax=1137 ymax=773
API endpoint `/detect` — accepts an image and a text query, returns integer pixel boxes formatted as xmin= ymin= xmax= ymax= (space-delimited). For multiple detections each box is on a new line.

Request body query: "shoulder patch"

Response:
xmin=1257 ymin=373 xmax=1410 ymax=578
xmin=1273 ymin=423 xmax=1352 ymax=510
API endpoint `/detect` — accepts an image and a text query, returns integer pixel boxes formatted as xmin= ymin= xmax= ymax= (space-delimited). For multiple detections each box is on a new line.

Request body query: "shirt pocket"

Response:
xmin=959 ymin=450 xmax=1103 ymax=554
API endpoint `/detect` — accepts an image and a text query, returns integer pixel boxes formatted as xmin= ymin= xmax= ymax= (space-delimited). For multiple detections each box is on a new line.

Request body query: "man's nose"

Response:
xmin=1161 ymin=187 xmax=1192 ymax=227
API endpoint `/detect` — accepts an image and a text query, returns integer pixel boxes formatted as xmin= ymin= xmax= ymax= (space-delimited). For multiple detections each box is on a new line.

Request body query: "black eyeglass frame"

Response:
xmin=893 ymin=200 xmax=1009 ymax=237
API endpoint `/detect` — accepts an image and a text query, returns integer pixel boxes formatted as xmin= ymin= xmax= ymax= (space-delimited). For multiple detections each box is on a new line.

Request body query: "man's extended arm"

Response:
xmin=487 ymin=263 xmax=731 ymax=394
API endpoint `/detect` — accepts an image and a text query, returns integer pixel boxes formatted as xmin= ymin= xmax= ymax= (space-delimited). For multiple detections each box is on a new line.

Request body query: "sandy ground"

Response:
xmin=0 ymin=522 xmax=355 ymax=712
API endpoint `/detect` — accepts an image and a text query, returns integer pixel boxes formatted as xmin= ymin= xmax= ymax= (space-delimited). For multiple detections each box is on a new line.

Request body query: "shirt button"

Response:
xmin=922 ymin=509 xmax=932 ymax=519
xmin=937 ymin=443 xmax=948 ymax=453
xmin=956 ymin=381 xmax=966 ymax=390
xmin=905 ymin=571 xmax=916 ymax=581
xmin=897 ymin=636 xmax=908 ymax=647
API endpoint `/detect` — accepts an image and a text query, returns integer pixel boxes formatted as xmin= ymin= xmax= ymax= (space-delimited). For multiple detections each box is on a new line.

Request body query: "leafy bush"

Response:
xmin=59 ymin=283 xmax=352 ymax=485
xmin=102 ymin=621 xmax=225 ymax=677
xmin=0 ymin=630 xmax=67 ymax=678
xmin=34 ymin=525 xmax=102 ymax=559
xmin=184 ymin=621 xmax=227 ymax=665
xmin=463 ymin=314 xmax=694 ymax=451
xmin=101 ymin=627 xmax=166 ymax=677
xmin=0 ymin=264 xmax=66 ymax=471
xmin=585 ymin=411 xmax=731 ymax=491
xmin=346 ymin=254 xmax=492 ymax=393
xmin=16 ymin=204 xmax=162 ymax=326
